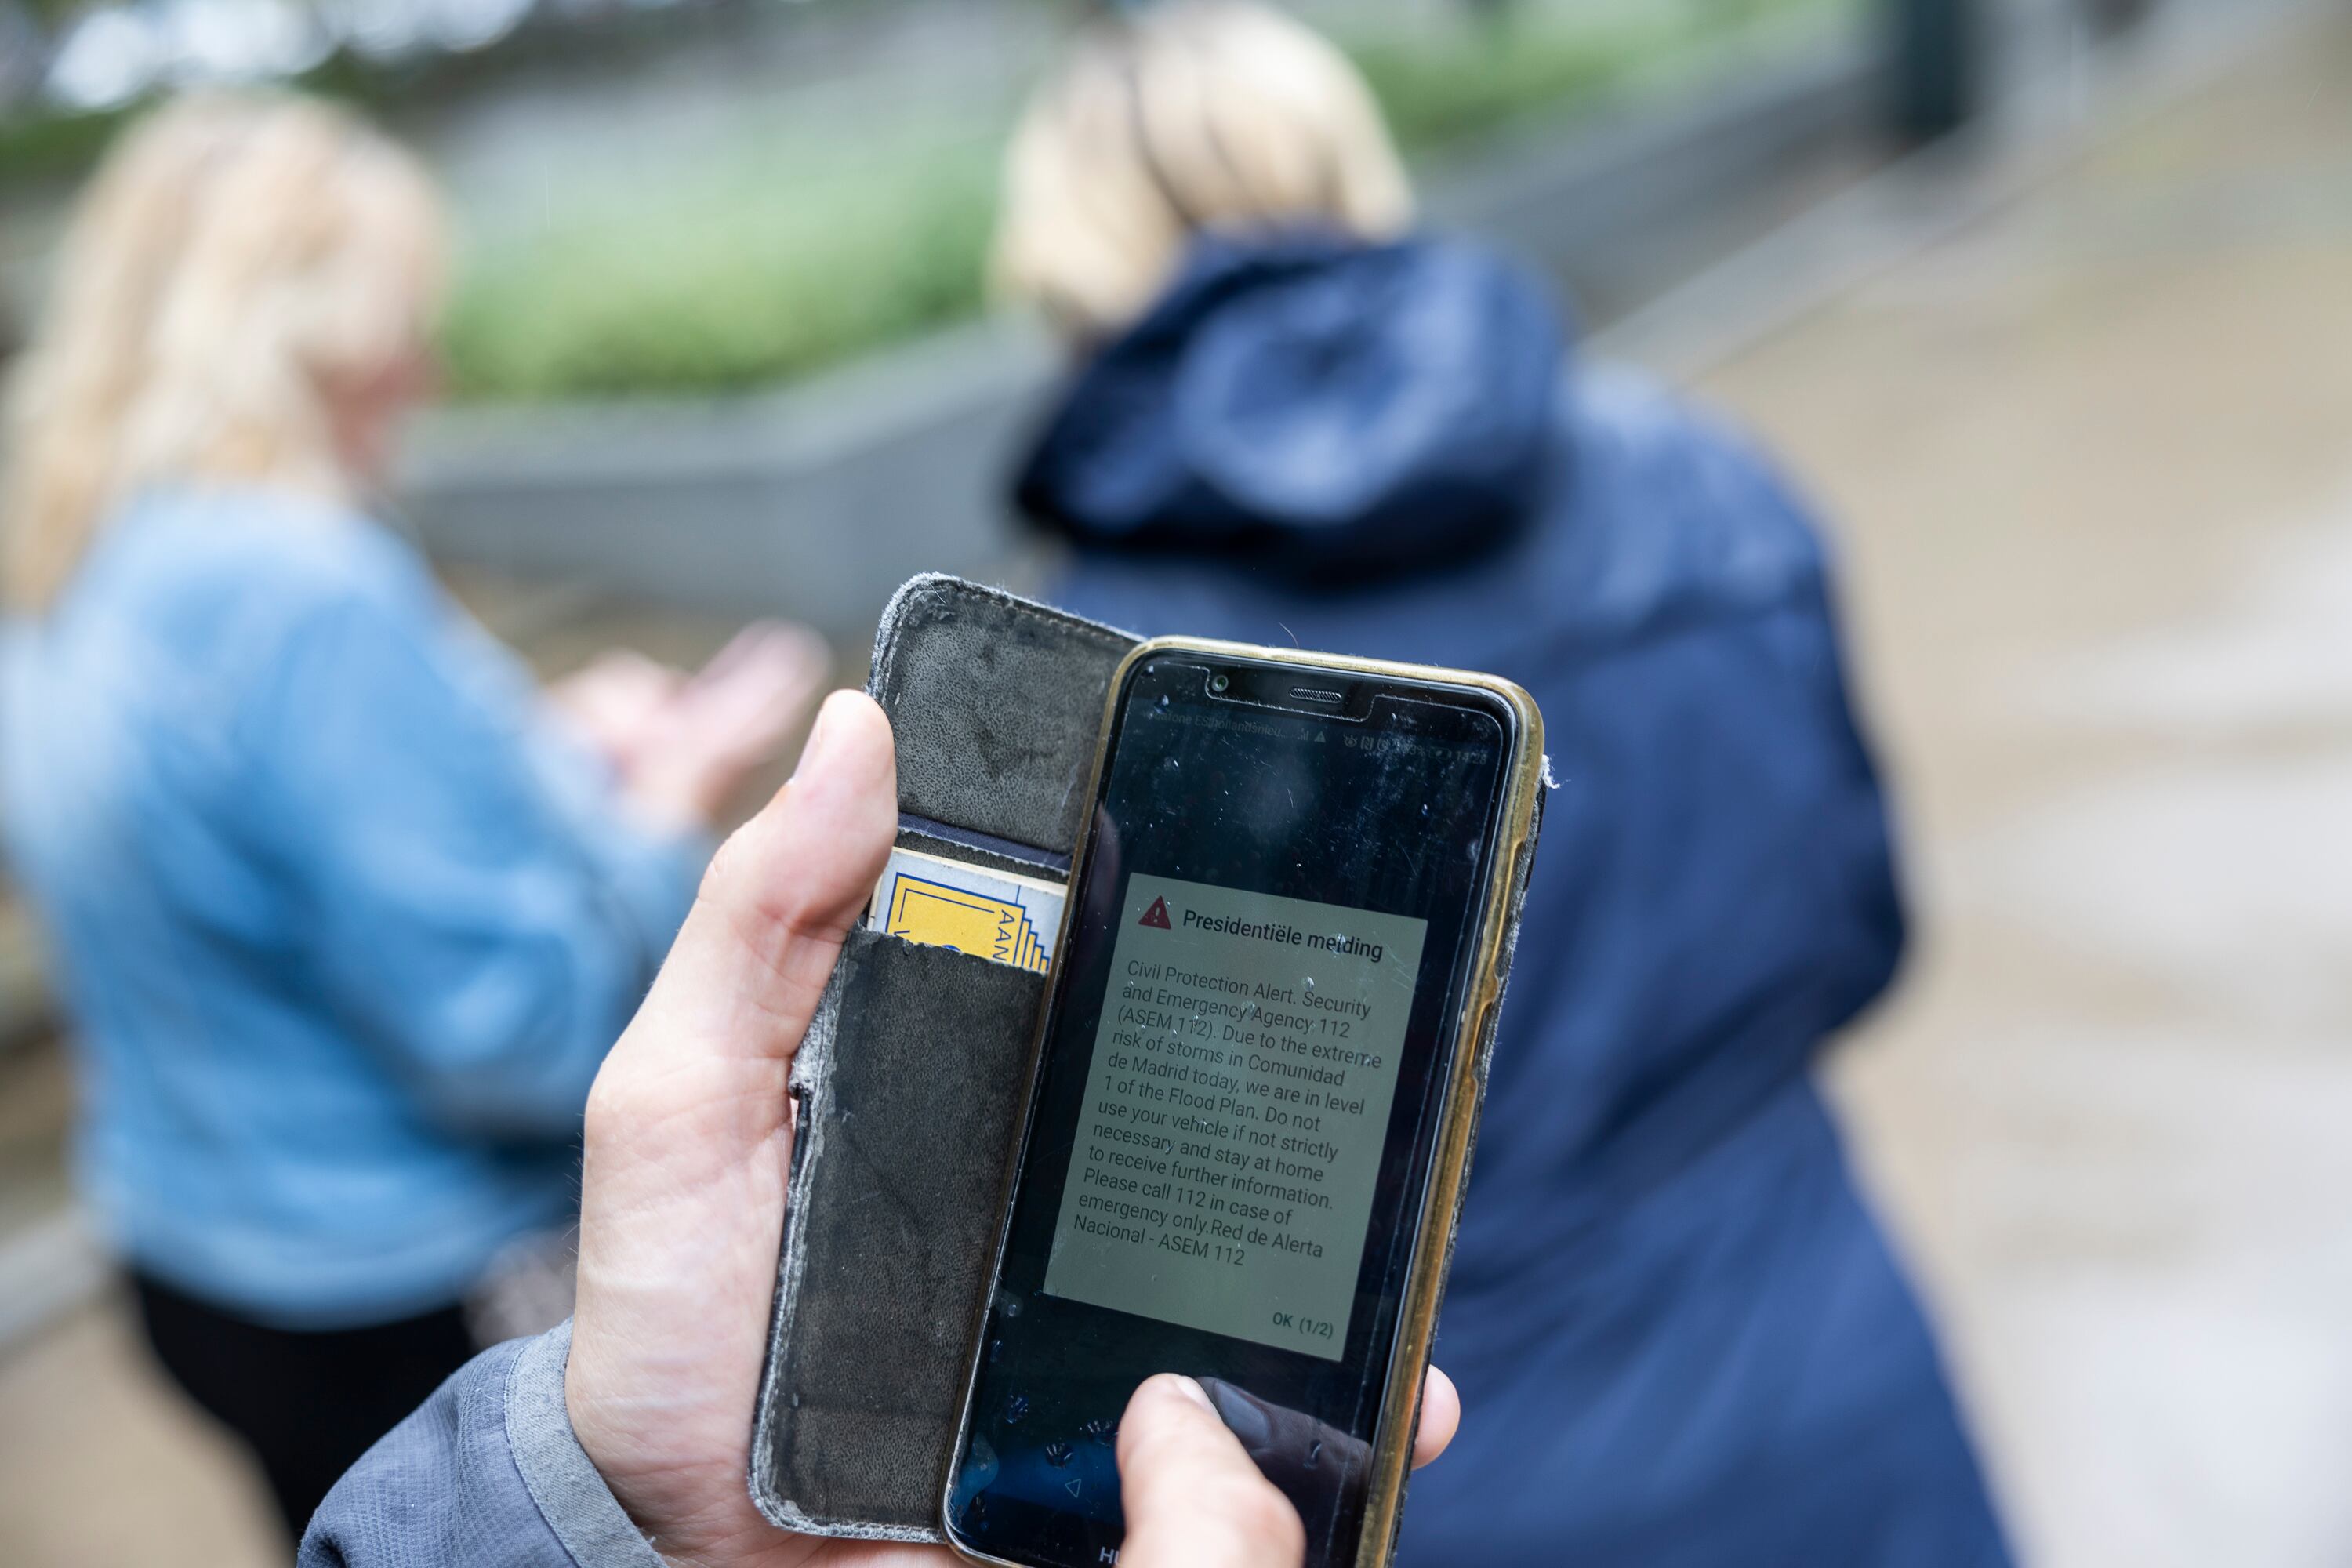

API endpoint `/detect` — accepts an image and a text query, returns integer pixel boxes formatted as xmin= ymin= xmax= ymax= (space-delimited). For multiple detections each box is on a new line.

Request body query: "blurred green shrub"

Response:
xmin=444 ymin=137 xmax=1001 ymax=400
xmin=436 ymin=0 xmax=1844 ymax=401
xmin=0 ymin=103 xmax=137 ymax=185
xmin=0 ymin=0 xmax=1835 ymax=401
xmin=0 ymin=2 xmax=1845 ymax=401
xmin=1348 ymin=19 xmax=1649 ymax=151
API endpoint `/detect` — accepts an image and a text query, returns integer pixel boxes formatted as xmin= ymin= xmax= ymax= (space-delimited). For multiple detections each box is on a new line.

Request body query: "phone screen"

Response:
xmin=946 ymin=653 xmax=1514 ymax=1568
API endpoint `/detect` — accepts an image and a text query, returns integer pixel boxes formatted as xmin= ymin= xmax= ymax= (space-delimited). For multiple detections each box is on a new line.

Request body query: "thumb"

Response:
xmin=622 ymin=688 xmax=896 ymax=1071
xmin=1117 ymin=1375 xmax=1305 ymax=1568
xmin=566 ymin=691 xmax=894 ymax=1550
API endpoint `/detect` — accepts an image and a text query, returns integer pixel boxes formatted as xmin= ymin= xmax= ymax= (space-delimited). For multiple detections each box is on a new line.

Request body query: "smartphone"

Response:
xmin=943 ymin=640 xmax=1544 ymax=1568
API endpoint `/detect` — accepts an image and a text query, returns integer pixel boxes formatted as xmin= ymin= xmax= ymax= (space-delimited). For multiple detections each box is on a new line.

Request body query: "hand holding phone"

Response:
xmin=550 ymin=621 xmax=832 ymax=832
xmin=563 ymin=691 xmax=1461 ymax=1568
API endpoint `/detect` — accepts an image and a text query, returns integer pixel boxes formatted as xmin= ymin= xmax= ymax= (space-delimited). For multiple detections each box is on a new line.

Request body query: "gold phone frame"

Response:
xmin=943 ymin=636 xmax=1546 ymax=1568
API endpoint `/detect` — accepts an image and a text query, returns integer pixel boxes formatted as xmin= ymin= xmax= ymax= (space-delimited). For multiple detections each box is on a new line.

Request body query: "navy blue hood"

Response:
xmin=1015 ymin=232 xmax=1564 ymax=581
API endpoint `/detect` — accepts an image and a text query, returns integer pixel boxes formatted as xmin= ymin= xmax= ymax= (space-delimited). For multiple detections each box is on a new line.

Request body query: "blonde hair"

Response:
xmin=994 ymin=2 xmax=1412 ymax=342
xmin=2 ymin=93 xmax=446 ymax=613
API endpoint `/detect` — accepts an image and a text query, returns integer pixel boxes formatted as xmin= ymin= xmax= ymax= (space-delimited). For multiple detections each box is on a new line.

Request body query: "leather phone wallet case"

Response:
xmin=746 ymin=574 xmax=1537 ymax=1549
xmin=750 ymin=574 xmax=1134 ymax=1543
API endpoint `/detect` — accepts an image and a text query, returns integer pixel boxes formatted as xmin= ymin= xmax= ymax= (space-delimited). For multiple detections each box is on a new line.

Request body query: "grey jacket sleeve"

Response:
xmin=300 ymin=1320 xmax=662 ymax=1568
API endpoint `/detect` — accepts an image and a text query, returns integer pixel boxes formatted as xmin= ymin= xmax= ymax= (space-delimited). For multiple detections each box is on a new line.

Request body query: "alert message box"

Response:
xmin=1043 ymin=873 xmax=1428 ymax=1359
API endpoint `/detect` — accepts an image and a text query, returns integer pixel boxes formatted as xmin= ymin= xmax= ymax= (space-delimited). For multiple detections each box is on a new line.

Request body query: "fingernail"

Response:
xmin=1167 ymin=1375 xmax=1215 ymax=1414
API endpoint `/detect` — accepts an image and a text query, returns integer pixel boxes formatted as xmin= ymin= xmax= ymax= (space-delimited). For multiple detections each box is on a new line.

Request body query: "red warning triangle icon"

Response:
xmin=1138 ymin=895 xmax=1171 ymax=929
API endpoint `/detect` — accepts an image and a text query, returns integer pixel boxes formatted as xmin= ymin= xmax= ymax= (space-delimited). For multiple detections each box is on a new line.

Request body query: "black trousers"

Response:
xmin=132 ymin=1272 xmax=477 ymax=1538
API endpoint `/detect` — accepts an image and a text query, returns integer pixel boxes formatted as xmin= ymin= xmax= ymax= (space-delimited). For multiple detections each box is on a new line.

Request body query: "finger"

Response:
xmin=699 ymin=645 xmax=827 ymax=738
xmin=691 ymin=622 xmax=775 ymax=684
xmin=726 ymin=630 xmax=832 ymax=710
xmin=674 ymin=632 xmax=831 ymax=746
xmin=695 ymin=619 xmax=828 ymax=689
xmin=770 ymin=621 xmax=832 ymax=683
xmin=550 ymin=650 xmax=672 ymax=710
xmin=606 ymin=647 xmax=678 ymax=680
xmin=1411 ymin=1366 xmax=1459 ymax=1469
xmin=660 ymin=684 xmax=822 ymax=789
xmin=580 ymin=647 xmax=661 ymax=677
xmin=630 ymin=689 xmax=895 ymax=1065
xmin=1117 ymin=1375 xmax=1305 ymax=1568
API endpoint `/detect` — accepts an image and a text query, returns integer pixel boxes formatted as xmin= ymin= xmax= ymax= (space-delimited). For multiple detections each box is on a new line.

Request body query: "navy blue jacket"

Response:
xmin=1023 ymin=234 xmax=2013 ymax=1567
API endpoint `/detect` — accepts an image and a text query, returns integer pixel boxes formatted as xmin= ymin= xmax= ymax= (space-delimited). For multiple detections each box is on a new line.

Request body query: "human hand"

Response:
xmin=599 ymin=622 xmax=831 ymax=833
xmin=566 ymin=691 xmax=1456 ymax=1568
xmin=548 ymin=648 xmax=685 ymax=764
xmin=569 ymin=689 xmax=898 ymax=1567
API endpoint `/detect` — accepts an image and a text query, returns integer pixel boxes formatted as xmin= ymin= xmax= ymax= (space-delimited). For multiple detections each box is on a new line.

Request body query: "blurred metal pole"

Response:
xmin=1885 ymin=0 xmax=1984 ymax=141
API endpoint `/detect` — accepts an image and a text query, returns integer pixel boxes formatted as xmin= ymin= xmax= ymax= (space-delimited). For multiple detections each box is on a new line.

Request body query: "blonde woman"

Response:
xmin=0 ymin=94 xmax=820 ymax=1537
xmin=1000 ymin=6 xmax=2013 ymax=1566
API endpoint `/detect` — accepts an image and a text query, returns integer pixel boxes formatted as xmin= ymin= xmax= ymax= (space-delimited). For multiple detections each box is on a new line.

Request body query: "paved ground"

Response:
xmin=0 ymin=1301 xmax=284 ymax=1566
xmin=1687 ymin=13 xmax=2352 ymax=1565
xmin=5 ymin=5 xmax=2352 ymax=1563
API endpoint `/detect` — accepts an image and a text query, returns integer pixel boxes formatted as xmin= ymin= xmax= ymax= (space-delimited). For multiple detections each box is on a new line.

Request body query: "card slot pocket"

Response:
xmin=754 ymin=925 xmax=1044 ymax=1538
xmin=893 ymin=823 xmax=1069 ymax=885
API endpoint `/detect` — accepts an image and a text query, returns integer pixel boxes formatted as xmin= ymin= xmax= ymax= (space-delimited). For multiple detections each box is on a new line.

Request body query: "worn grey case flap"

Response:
xmin=750 ymin=576 xmax=1138 ymax=1541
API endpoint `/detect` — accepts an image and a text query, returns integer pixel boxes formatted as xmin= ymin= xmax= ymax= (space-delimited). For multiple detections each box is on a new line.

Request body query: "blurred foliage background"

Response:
xmin=0 ymin=0 xmax=1853 ymax=401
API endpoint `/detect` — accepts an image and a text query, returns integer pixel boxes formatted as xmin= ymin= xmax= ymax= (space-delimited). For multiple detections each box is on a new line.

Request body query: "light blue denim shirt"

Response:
xmin=0 ymin=487 xmax=702 ymax=1328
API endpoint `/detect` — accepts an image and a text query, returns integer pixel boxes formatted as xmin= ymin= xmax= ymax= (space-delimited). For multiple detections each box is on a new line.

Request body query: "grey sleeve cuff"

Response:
xmin=504 ymin=1320 xmax=666 ymax=1568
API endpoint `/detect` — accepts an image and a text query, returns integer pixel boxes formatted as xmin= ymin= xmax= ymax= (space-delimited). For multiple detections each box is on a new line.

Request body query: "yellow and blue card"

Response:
xmin=869 ymin=846 xmax=1066 ymax=974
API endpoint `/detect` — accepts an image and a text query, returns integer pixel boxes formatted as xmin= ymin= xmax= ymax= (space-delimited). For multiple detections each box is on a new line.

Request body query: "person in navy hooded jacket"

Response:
xmin=992 ymin=6 xmax=2013 ymax=1565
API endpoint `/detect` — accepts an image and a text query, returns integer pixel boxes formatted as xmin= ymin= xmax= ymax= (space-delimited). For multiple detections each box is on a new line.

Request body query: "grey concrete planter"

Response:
xmin=396 ymin=32 xmax=1891 ymax=644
